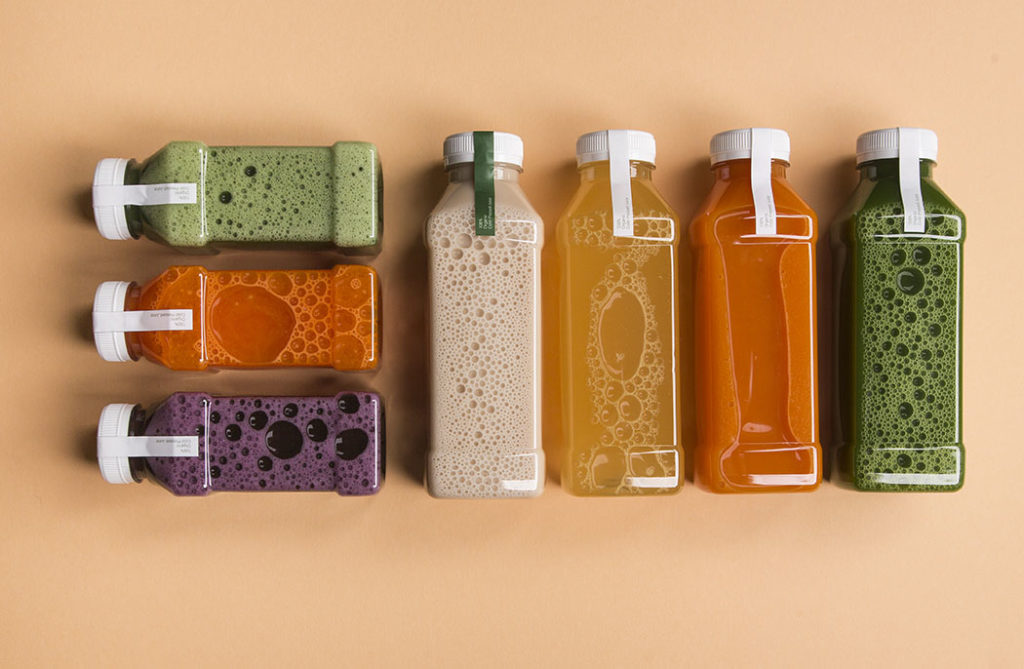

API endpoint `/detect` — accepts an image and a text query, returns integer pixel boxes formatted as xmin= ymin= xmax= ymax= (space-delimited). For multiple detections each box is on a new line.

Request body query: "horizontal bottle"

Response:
xmin=833 ymin=128 xmax=965 ymax=491
xmin=97 ymin=392 xmax=384 ymax=495
xmin=92 ymin=265 xmax=380 ymax=371
xmin=92 ymin=142 xmax=381 ymax=253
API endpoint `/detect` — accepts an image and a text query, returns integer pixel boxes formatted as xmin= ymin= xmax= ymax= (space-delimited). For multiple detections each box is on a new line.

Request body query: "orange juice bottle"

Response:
xmin=556 ymin=130 xmax=682 ymax=496
xmin=690 ymin=128 xmax=821 ymax=492
xmin=92 ymin=265 xmax=379 ymax=371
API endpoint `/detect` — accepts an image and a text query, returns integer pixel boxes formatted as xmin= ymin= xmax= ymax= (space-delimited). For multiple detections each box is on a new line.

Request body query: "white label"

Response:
xmin=898 ymin=128 xmax=927 ymax=234
xmin=608 ymin=130 xmax=635 ymax=238
xmin=98 ymin=435 xmax=199 ymax=458
xmin=93 ymin=309 xmax=193 ymax=333
xmin=92 ymin=183 xmax=197 ymax=207
xmin=750 ymin=128 xmax=778 ymax=236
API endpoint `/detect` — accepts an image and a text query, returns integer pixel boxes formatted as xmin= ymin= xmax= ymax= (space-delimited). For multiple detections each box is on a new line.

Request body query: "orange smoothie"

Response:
xmin=93 ymin=265 xmax=379 ymax=371
xmin=690 ymin=129 xmax=821 ymax=492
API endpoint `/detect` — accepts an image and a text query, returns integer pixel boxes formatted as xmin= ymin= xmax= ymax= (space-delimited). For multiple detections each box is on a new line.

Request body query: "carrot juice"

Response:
xmin=92 ymin=266 xmax=379 ymax=371
xmin=690 ymin=128 xmax=821 ymax=492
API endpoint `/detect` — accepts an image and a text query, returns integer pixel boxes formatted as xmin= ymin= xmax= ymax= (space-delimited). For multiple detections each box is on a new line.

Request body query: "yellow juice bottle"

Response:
xmin=556 ymin=130 xmax=682 ymax=495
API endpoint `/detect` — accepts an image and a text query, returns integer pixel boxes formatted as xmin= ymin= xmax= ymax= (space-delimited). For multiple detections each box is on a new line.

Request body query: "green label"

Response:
xmin=473 ymin=131 xmax=495 ymax=236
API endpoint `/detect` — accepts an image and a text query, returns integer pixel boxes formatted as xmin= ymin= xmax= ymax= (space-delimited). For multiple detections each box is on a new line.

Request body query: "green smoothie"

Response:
xmin=93 ymin=141 xmax=381 ymax=252
xmin=834 ymin=133 xmax=965 ymax=491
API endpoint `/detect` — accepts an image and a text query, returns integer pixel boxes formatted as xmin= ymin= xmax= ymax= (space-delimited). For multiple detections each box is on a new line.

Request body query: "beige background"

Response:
xmin=1 ymin=1 xmax=1021 ymax=666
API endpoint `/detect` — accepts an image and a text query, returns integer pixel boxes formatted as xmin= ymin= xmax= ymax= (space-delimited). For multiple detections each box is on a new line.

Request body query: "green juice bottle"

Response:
xmin=833 ymin=128 xmax=965 ymax=491
xmin=92 ymin=142 xmax=381 ymax=252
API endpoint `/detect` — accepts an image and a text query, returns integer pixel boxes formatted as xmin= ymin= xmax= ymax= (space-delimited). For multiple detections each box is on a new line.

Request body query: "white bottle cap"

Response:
xmin=576 ymin=130 xmax=656 ymax=166
xmin=856 ymin=127 xmax=938 ymax=165
xmin=710 ymin=128 xmax=791 ymax=165
xmin=443 ymin=132 xmax=524 ymax=168
xmin=92 ymin=281 xmax=133 ymax=362
xmin=92 ymin=158 xmax=135 ymax=240
xmin=97 ymin=403 xmax=139 ymax=484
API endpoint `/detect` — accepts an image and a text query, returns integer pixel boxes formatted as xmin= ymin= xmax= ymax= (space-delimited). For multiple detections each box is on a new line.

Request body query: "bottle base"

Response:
xmin=841 ymin=442 xmax=964 ymax=492
xmin=563 ymin=444 xmax=682 ymax=496
xmin=698 ymin=441 xmax=822 ymax=493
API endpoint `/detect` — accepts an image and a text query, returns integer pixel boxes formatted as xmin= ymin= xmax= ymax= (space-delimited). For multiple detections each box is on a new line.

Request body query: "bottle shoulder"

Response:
xmin=837 ymin=176 xmax=965 ymax=243
xmin=690 ymin=176 xmax=816 ymax=244
xmin=557 ymin=177 xmax=680 ymax=247
xmin=149 ymin=392 xmax=213 ymax=430
xmin=426 ymin=181 xmax=543 ymax=246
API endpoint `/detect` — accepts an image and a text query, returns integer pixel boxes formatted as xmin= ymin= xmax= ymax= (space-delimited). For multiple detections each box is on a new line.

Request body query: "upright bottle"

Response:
xmin=92 ymin=142 xmax=381 ymax=252
xmin=833 ymin=128 xmax=965 ymax=491
xmin=690 ymin=128 xmax=822 ymax=493
xmin=424 ymin=132 xmax=544 ymax=498
xmin=557 ymin=130 xmax=682 ymax=496
xmin=92 ymin=265 xmax=380 ymax=371
xmin=97 ymin=392 xmax=384 ymax=495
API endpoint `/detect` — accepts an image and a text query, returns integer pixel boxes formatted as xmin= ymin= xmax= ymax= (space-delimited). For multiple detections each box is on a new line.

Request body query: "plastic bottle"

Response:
xmin=690 ymin=128 xmax=822 ymax=493
xmin=424 ymin=132 xmax=544 ymax=497
xmin=556 ymin=130 xmax=682 ymax=496
xmin=833 ymin=127 xmax=965 ymax=491
xmin=96 ymin=392 xmax=384 ymax=495
xmin=91 ymin=265 xmax=379 ymax=371
xmin=92 ymin=142 xmax=381 ymax=252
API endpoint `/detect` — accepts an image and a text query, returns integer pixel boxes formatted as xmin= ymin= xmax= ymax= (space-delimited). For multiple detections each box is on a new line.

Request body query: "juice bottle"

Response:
xmin=556 ymin=130 xmax=682 ymax=496
xmin=690 ymin=128 xmax=822 ymax=493
xmin=91 ymin=265 xmax=379 ymax=371
xmin=92 ymin=142 xmax=381 ymax=252
xmin=96 ymin=392 xmax=384 ymax=495
xmin=424 ymin=132 xmax=544 ymax=498
xmin=833 ymin=128 xmax=965 ymax=491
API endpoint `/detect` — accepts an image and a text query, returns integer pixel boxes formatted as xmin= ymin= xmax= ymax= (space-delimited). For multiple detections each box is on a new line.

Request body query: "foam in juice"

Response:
xmin=92 ymin=266 xmax=379 ymax=371
xmin=556 ymin=130 xmax=682 ymax=496
xmin=424 ymin=132 xmax=544 ymax=498
xmin=96 ymin=392 xmax=383 ymax=495
xmin=92 ymin=142 xmax=381 ymax=252
xmin=833 ymin=128 xmax=964 ymax=491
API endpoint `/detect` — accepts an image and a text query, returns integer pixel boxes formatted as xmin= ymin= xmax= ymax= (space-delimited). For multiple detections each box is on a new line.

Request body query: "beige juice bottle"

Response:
xmin=556 ymin=130 xmax=682 ymax=496
xmin=425 ymin=132 xmax=544 ymax=498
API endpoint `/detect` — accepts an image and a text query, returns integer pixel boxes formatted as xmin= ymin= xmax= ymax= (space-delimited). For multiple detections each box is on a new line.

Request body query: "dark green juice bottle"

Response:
xmin=91 ymin=142 xmax=381 ymax=253
xmin=833 ymin=128 xmax=964 ymax=491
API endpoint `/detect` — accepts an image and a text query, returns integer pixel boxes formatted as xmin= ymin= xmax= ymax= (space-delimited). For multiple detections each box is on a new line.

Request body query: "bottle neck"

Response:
xmin=577 ymin=161 xmax=654 ymax=182
xmin=711 ymin=159 xmax=789 ymax=181
xmin=858 ymin=158 xmax=935 ymax=181
xmin=127 ymin=406 xmax=147 ymax=483
xmin=447 ymin=163 xmax=521 ymax=183
xmin=123 ymin=284 xmax=144 ymax=360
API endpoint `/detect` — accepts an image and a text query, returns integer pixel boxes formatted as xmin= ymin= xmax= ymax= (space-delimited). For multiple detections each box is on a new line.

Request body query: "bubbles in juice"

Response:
xmin=426 ymin=205 xmax=543 ymax=497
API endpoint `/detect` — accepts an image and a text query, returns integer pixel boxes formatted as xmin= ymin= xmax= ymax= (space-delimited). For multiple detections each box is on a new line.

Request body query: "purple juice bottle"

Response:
xmin=96 ymin=392 xmax=384 ymax=495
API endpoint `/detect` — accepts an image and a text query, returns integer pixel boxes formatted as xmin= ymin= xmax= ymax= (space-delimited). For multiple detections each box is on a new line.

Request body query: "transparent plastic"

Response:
xmin=557 ymin=161 xmax=683 ymax=496
xmin=104 ymin=265 xmax=379 ymax=371
xmin=690 ymin=159 xmax=822 ymax=493
xmin=424 ymin=162 xmax=544 ymax=498
xmin=106 ymin=141 xmax=381 ymax=252
xmin=832 ymin=159 xmax=965 ymax=491
xmin=106 ymin=392 xmax=383 ymax=495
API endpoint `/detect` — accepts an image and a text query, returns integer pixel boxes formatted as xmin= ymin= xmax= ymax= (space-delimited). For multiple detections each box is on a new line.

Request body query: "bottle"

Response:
xmin=92 ymin=265 xmax=379 ymax=371
xmin=690 ymin=128 xmax=822 ymax=493
xmin=92 ymin=142 xmax=381 ymax=252
xmin=96 ymin=392 xmax=384 ymax=495
xmin=833 ymin=128 xmax=965 ymax=491
xmin=424 ymin=132 xmax=544 ymax=498
xmin=556 ymin=130 xmax=682 ymax=496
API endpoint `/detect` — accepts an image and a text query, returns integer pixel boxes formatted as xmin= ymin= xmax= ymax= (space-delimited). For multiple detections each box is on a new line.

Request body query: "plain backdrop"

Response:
xmin=1 ymin=1 xmax=1021 ymax=666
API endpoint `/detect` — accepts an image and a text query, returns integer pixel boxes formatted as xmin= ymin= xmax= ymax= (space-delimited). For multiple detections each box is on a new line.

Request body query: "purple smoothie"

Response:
xmin=136 ymin=392 xmax=383 ymax=495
